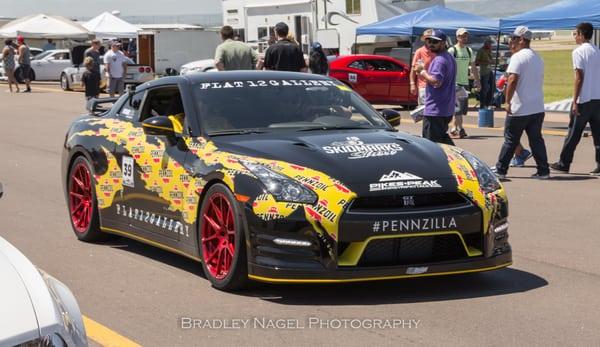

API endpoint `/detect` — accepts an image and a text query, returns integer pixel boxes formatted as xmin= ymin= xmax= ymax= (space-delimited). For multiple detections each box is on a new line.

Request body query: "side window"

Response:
xmin=139 ymin=86 xmax=187 ymax=134
xmin=118 ymin=91 xmax=145 ymax=121
xmin=348 ymin=60 xmax=365 ymax=70
xmin=366 ymin=60 xmax=401 ymax=72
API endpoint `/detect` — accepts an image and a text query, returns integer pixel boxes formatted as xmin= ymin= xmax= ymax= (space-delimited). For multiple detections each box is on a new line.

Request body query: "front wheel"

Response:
xmin=60 ymin=73 xmax=71 ymax=91
xmin=199 ymin=183 xmax=248 ymax=291
xmin=67 ymin=156 xmax=107 ymax=242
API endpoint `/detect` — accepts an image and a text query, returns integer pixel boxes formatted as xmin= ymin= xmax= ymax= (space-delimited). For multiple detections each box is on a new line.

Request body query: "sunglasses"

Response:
xmin=425 ymin=38 xmax=442 ymax=44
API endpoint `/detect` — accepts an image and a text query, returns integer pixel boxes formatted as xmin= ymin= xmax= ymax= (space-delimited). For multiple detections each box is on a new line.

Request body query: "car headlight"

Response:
xmin=461 ymin=150 xmax=501 ymax=193
xmin=242 ymin=162 xmax=317 ymax=204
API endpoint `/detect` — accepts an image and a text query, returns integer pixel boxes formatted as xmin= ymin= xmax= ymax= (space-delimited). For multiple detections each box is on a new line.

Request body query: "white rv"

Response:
xmin=137 ymin=24 xmax=221 ymax=75
xmin=221 ymin=0 xmax=445 ymax=55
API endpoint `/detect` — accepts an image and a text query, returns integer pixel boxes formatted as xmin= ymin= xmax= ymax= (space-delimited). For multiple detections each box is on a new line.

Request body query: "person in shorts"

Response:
xmin=103 ymin=41 xmax=128 ymax=97
xmin=17 ymin=35 xmax=32 ymax=93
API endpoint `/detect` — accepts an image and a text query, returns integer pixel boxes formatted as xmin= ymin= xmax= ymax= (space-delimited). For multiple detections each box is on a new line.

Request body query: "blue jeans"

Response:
xmin=496 ymin=112 xmax=549 ymax=175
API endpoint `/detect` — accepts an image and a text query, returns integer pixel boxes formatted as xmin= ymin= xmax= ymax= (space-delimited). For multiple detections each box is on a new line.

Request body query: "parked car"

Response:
xmin=179 ymin=59 xmax=216 ymax=75
xmin=329 ymin=54 xmax=417 ymax=107
xmin=0 ymin=183 xmax=88 ymax=346
xmin=60 ymin=46 xmax=154 ymax=92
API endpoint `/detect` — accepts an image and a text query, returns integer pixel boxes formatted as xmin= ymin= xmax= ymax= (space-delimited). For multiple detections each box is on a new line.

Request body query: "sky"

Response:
xmin=0 ymin=0 xmax=222 ymax=18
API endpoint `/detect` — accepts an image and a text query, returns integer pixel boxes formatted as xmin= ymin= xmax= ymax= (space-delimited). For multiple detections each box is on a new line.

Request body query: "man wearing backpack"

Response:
xmin=448 ymin=28 xmax=480 ymax=138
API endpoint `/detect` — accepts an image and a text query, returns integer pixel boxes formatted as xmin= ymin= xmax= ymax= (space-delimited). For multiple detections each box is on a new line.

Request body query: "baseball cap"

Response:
xmin=17 ymin=35 xmax=24 ymax=42
xmin=111 ymin=40 xmax=122 ymax=47
xmin=512 ymin=26 xmax=532 ymax=40
xmin=456 ymin=28 xmax=469 ymax=36
xmin=311 ymin=41 xmax=322 ymax=50
xmin=424 ymin=29 xmax=447 ymax=42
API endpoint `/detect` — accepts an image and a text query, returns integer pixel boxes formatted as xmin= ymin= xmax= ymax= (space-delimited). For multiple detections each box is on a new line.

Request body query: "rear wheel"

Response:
xmin=67 ymin=156 xmax=107 ymax=242
xmin=60 ymin=73 xmax=71 ymax=91
xmin=199 ymin=184 xmax=248 ymax=291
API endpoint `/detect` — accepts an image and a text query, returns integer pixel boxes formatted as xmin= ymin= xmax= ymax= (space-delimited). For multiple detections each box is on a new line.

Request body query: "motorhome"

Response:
xmin=221 ymin=0 xmax=445 ymax=55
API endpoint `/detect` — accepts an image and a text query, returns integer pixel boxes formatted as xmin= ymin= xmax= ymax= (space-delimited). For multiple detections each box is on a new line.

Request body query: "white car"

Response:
xmin=16 ymin=49 xmax=73 ymax=81
xmin=0 ymin=183 xmax=88 ymax=347
xmin=60 ymin=46 xmax=154 ymax=91
xmin=179 ymin=58 xmax=216 ymax=75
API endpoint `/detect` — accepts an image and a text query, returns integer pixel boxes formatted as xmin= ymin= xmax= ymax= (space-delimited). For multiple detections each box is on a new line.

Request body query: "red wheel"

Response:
xmin=199 ymin=184 xmax=248 ymax=290
xmin=67 ymin=156 xmax=105 ymax=242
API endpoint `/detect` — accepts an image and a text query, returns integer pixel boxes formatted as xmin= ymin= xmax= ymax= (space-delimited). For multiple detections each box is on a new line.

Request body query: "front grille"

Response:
xmin=348 ymin=193 xmax=468 ymax=212
xmin=357 ymin=235 xmax=467 ymax=267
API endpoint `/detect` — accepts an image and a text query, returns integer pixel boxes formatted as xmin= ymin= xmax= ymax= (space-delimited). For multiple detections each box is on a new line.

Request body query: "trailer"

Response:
xmin=137 ymin=24 xmax=221 ymax=75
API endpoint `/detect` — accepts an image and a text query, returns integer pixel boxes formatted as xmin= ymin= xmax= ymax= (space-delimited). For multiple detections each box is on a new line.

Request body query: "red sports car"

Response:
xmin=329 ymin=54 xmax=417 ymax=106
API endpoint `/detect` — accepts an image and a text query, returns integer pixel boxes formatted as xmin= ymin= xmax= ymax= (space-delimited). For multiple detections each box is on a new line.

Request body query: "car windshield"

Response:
xmin=193 ymin=78 xmax=390 ymax=135
xmin=32 ymin=51 xmax=54 ymax=60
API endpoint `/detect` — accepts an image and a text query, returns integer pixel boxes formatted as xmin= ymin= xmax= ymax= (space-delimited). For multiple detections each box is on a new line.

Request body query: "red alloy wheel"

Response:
xmin=69 ymin=162 xmax=93 ymax=233
xmin=201 ymin=192 xmax=236 ymax=280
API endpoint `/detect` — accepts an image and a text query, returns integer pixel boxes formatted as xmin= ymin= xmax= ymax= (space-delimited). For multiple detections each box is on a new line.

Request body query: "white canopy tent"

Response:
xmin=83 ymin=12 xmax=140 ymax=39
xmin=0 ymin=13 xmax=91 ymax=39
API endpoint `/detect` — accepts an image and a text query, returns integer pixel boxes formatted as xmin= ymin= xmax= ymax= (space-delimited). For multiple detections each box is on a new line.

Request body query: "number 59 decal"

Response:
xmin=348 ymin=73 xmax=357 ymax=83
xmin=122 ymin=156 xmax=135 ymax=188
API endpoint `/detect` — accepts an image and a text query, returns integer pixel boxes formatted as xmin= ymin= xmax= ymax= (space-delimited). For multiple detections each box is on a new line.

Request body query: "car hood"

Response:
xmin=0 ymin=241 xmax=40 ymax=345
xmin=181 ymin=59 xmax=215 ymax=69
xmin=210 ymin=129 xmax=459 ymax=195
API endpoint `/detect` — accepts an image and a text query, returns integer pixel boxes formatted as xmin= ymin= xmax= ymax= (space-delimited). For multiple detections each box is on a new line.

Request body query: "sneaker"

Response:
xmin=22 ymin=88 xmax=31 ymax=93
xmin=590 ymin=167 xmax=600 ymax=176
xmin=449 ymin=129 xmax=460 ymax=139
xmin=510 ymin=156 xmax=525 ymax=167
xmin=518 ymin=149 xmax=532 ymax=162
xmin=550 ymin=162 xmax=569 ymax=173
xmin=531 ymin=172 xmax=550 ymax=180
xmin=491 ymin=166 xmax=507 ymax=180
xmin=459 ymin=128 xmax=468 ymax=138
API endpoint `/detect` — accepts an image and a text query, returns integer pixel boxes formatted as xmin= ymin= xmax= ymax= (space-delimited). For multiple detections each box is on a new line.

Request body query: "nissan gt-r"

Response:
xmin=62 ymin=71 xmax=511 ymax=291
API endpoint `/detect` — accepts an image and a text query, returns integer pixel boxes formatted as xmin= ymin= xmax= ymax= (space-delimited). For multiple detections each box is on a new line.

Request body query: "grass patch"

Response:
xmin=539 ymin=50 xmax=573 ymax=103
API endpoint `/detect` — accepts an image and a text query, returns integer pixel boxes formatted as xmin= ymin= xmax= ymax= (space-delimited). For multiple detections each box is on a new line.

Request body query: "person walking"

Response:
xmin=476 ymin=39 xmax=494 ymax=108
xmin=2 ymin=39 xmax=19 ymax=93
xmin=17 ymin=35 xmax=32 ymax=93
xmin=81 ymin=57 xmax=100 ymax=113
xmin=84 ymin=39 xmax=102 ymax=73
xmin=214 ymin=25 xmax=258 ymax=71
xmin=410 ymin=29 xmax=437 ymax=105
xmin=103 ymin=41 xmax=128 ymax=97
xmin=493 ymin=26 xmax=549 ymax=180
xmin=550 ymin=23 xmax=600 ymax=175
xmin=448 ymin=28 xmax=480 ymax=138
xmin=263 ymin=22 xmax=307 ymax=72
xmin=413 ymin=29 xmax=457 ymax=145
xmin=308 ymin=42 xmax=328 ymax=75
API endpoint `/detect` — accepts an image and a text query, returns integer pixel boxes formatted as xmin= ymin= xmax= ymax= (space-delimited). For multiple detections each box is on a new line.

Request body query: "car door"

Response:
xmin=385 ymin=59 xmax=412 ymax=103
xmin=357 ymin=59 xmax=391 ymax=101
xmin=114 ymin=85 xmax=193 ymax=243
xmin=33 ymin=52 xmax=71 ymax=80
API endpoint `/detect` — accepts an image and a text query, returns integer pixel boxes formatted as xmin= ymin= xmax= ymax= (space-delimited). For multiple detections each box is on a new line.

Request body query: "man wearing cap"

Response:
xmin=103 ymin=41 xmax=128 ymax=97
xmin=410 ymin=29 xmax=437 ymax=105
xmin=494 ymin=26 xmax=549 ymax=179
xmin=263 ymin=22 xmax=307 ymax=72
xmin=476 ymin=39 xmax=495 ymax=108
xmin=551 ymin=22 xmax=600 ymax=176
xmin=413 ymin=29 xmax=457 ymax=145
xmin=214 ymin=25 xmax=258 ymax=71
xmin=448 ymin=28 xmax=480 ymax=138
xmin=17 ymin=35 xmax=32 ymax=93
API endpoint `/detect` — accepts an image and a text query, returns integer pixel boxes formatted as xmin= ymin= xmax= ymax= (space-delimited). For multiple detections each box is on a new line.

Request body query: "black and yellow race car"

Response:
xmin=62 ymin=71 xmax=511 ymax=290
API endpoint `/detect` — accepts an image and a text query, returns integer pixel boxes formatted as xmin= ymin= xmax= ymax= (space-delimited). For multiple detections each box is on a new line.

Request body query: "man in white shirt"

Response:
xmin=103 ymin=42 xmax=128 ymax=97
xmin=551 ymin=22 xmax=600 ymax=175
xmin=493 ymin=26 xmax=549 ymax=179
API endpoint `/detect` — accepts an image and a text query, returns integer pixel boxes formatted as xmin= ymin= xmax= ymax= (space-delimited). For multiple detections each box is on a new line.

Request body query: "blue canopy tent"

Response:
xmin=500 ymin=0 xmax=600 ymax=33
xmin=356 ymin=5 xmax=500 ymax=37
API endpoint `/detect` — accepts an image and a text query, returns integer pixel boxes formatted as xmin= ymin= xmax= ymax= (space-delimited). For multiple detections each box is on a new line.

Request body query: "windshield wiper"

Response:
xmin=207 ymin=129 xmax=268 ymax=136
xmin=296 ymin=125 xmax=376 ymax=132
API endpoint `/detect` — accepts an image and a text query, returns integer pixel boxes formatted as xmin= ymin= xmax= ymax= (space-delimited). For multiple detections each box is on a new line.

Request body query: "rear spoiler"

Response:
xmin=88 ymin=97 xmax=120 ymax=115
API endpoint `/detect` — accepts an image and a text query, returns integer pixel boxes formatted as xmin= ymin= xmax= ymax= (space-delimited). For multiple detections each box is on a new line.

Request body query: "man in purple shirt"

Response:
xmin=414 ymin=29 xmax=457 ymax=145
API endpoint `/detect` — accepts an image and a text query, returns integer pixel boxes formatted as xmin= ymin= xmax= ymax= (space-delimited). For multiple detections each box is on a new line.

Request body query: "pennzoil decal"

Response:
xmin=369 ymin=170 xmax=442 ymax=192
xmin=322 ymin=137 xmax=403 ymax=159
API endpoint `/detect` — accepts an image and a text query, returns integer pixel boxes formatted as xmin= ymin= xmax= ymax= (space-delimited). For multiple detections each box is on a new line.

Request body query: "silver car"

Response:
xmin=0 ymin=183 xmax=88 ymax=347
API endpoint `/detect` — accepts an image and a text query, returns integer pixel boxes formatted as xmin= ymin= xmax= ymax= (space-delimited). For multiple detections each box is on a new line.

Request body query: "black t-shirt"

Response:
xmin=84 ymin=48 xmax=101 ymax=72
xmin=264 ymin=39 xmax=306 ymax=72
xmin=82 ymin=69 xmax=100 ymax=97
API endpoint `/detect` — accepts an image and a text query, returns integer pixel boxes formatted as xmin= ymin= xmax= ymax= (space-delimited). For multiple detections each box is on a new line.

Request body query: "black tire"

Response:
xmin=198 ymin=183 xmax=249 ymax=291
xmin=60 ymin=73 xmax=71 ymax=91
xmin=67 ymin=156 xmax=109 ymax=242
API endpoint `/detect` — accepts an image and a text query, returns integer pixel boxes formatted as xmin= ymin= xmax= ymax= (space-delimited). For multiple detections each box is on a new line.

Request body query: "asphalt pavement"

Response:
xmin=1 ymin=82 xmax=599 ymax=346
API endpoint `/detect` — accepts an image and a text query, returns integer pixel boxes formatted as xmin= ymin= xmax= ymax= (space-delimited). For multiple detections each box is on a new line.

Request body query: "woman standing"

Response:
xmin=309 ymin=42 xmax=329 ymax=75
xmin=2 ymin=39 xmax=19 ymax=93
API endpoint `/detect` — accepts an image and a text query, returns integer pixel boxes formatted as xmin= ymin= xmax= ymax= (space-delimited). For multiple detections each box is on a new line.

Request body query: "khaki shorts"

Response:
xmin=108 ymin=77 xmax=124 ymax=95
xmin=418 ymin=87 xmax=426 ymax=106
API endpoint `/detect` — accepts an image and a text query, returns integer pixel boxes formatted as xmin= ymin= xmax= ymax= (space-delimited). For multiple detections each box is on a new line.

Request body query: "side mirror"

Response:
xmin=142 ymin=116 xmax=175 ymax=136
xmin=381 ymin=109 xmax=401 ymax=127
